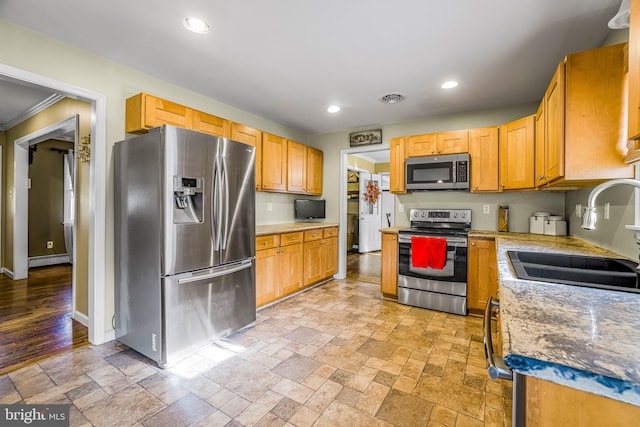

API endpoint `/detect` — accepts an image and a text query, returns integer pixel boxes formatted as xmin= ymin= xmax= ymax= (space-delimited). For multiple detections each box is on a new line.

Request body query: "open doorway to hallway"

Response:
xmin=343 ymin=149 xmax=392 ymax=285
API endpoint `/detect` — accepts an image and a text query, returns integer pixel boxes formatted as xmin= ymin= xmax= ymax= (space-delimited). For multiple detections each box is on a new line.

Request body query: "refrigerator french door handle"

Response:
xmin=211 ymin=156 xmax=223 ymax=251
xmin=177 ymin=259 xmax=253 ymax=284
xmin=220 ymin=155 xmax=230 ymax=250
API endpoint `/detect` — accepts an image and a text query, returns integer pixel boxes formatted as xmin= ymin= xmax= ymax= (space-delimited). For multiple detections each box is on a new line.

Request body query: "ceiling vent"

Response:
xmin=378 ymin=93 xmax=406 ymax=104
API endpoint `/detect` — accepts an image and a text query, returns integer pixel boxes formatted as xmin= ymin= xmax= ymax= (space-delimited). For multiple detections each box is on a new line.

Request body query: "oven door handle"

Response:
xmin=483 ymin=297 xmax=513 ymax=380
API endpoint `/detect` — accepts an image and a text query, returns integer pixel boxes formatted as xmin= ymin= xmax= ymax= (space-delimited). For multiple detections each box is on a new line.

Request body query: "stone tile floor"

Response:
xmin=0 ymin=279 xmax=512 ymax=426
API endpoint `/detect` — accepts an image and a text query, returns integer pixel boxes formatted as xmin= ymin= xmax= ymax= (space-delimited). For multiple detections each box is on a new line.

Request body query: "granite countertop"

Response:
xmin=256 ymin=222 xmax=339 ymax=236
xmin=494 ymin=234 xmax=640 ymax=406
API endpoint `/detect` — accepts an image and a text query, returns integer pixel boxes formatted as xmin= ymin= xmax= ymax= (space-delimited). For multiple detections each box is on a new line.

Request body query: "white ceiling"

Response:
xmin=0 ymin=0 xmax=624 ymax=135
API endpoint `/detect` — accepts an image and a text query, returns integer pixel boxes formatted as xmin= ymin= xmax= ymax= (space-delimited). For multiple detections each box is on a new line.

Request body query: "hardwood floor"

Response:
xmin=0 ymin=264 xmax=88 ymax=375
xmin=346 ymin=250 xmax=381 ymax=284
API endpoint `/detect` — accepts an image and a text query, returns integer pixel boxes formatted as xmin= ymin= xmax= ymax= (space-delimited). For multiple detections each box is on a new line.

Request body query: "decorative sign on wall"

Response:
xmin=349 ymin=129 xmax=382 ymax=147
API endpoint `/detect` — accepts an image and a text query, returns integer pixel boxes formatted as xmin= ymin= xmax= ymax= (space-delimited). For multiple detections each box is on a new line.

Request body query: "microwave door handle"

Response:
xmin=452 ymin=161 xmax=457 ymax=183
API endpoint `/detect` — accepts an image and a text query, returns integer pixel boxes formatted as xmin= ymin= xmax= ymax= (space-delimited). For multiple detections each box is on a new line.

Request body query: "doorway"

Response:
xmin=0 ymin=63 xmax=107 ymax=345
xmin=339 ymin=146 xmax=393 ymax=283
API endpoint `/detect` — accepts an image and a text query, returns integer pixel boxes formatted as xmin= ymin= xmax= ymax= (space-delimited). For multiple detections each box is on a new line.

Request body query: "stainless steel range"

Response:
xmin=398 ymin=208 xmax=471 ymax=315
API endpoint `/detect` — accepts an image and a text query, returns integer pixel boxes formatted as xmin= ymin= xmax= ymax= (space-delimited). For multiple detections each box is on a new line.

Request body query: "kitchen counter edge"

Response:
xmin=256 ymin=222 xmax=339 ymax=236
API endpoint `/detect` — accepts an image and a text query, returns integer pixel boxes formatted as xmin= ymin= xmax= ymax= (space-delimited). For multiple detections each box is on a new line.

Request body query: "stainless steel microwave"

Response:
xmin=405 ymin=153 xmax=470 ymax=191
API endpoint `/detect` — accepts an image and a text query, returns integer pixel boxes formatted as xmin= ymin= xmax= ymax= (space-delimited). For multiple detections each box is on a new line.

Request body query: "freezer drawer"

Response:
xmin=162 ymin=259 xmax=256 ymax=367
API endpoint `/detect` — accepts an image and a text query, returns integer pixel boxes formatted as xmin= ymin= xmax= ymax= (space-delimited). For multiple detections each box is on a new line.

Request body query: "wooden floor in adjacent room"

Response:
xmin=0 ymin=264 xmax=88 ymax=375
xmin=346 ymin=250 xmax=382 ymax=284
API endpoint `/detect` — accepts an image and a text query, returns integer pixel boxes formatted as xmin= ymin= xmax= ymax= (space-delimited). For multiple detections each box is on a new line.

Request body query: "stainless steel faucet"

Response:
xmin=581 ymin=178 xmax=640 ymax=230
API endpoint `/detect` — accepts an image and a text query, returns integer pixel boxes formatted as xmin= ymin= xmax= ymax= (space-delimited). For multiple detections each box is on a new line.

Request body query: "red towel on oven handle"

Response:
xmin=427 ymin=237 xmax=447 ymax=269
xmin=411 ymin=236 xmax=430 ymax=268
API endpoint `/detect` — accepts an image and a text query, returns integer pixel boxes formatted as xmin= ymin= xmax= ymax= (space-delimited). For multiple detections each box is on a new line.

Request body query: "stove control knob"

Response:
xmin=453 ymin=213 xmax=458 ymax=218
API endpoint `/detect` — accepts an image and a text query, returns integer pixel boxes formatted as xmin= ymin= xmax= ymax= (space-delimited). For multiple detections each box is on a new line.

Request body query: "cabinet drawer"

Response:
xmin=304 ymin=229 xmax=323 ymax=242
xmin=256 ymin=234 xmax=279 ymax=250
xmin=323 ymin=227 xmax=338 ymax=238
xmin=281 ymin=232 xmax=303 ymax=246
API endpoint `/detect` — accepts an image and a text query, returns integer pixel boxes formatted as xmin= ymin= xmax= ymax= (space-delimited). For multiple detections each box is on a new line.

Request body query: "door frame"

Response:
xmin=0 ymin=63 xmax=107 ymax=345
xmin=338 ymin=145 xmax=390 ymax=279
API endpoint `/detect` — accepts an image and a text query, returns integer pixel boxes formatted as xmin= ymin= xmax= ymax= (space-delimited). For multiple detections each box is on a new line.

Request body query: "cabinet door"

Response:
xmin=469 ymin=127 xmax=499 ymax=192
xmin=321 ymin=237 xmax=338 ymax=279
xmin=261 ymin=133 xmax=287 ymax=192
xmin=231 ymin=123 xmax=262 ymax=191
xmin=525 ymin=376 xmax=640 ymax=427
xmin=306 ymin=146 xmax=323 ymax=195
xmin=534 ymin=100 xmax=546 ymax=186
xmin=256 ymin=247 xmax=279 ymax=307
xmin=287 ymin=140 xmax=307 ymax=193
xmin=406 ymin=134 xmax=436 ymax=157
xmin=126 ymin=93 xmax=191 ymax=134
xmin=467 ymin=237 xmax=497 ymax=311
xmin=629 ymin=0 xmax=640 ymax=147
xmin=280 ymin=243 xmax=304 ymax=296
xmin=437 ymin=130 xmax=469 ymax=154
xmin=499 ymin=115 xmax=535 ymax=190
xmin=544 ymin=62 xmax=565 ymax=184
xmin=304 ymin=240 xmax=323 ymax=286
xmin=381 ymin=233 xmax=398 ymax=296
xmin=389 ymin=137 xmax=406 ymax=193
xmin=191 ymin=111 xmax=230 ymax=138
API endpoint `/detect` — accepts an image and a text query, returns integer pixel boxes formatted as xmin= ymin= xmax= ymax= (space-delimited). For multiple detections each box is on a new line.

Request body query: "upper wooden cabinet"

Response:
xmin=628 ymin=0 xmax=640 ymax=158
xmin=191 ymin=110 xmax=230 ymax=138
xmin=537 ymin=43 xmax=632 ymax=189
xmin=231 ymin=122 xmax=262 ymax=190
xmin=261 ymin=133 xmax=288 ymax=192
xmin=406 ymin=130 xmax=469 ymax=157
xmin=126 ymin=93 xmax=192 ymax=134
xmin=287 ymin=140 xmax=307 ymax=193
xmin=389 ymin=137 xmax=407 ymax=194
xmin=500 ymin=115 xmax=535 ymax=191
xmin=469 ymin=127 xmax=499 ymax=192
xmin=306 ymin=146 xmax=323 ymax=195
xmin=286 ymin=141 xmax=323 ymax=195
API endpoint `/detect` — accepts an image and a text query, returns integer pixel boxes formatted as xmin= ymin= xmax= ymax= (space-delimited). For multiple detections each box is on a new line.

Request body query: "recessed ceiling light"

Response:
xmin=183 ymin=17 xmax=210 ymax=34
xmin=441 ymin=81 xmax=459 ymax=89
xmin=327 ymin=105 xmax=340 ymax=113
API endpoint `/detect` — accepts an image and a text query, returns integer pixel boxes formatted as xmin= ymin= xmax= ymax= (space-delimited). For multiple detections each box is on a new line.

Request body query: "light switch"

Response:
xmin=399 ymin=204 xmax=404 ymax=213
xmin=266 ymin=202 xmax=273 ymax=211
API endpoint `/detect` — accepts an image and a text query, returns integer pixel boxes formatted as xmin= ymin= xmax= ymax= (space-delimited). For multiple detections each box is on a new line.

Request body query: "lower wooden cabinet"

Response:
xmin=303 ymin=227 xmax=338 ymax=287
xmin=381 ymin=232 xmax=399 ymax=296
xmin=467 ymin=236 xmax=498 ymax=311
xmin=256 ymin=227 xmax=337 ymax=308
xmin=525 ymin=376 xmax=640 ymax=427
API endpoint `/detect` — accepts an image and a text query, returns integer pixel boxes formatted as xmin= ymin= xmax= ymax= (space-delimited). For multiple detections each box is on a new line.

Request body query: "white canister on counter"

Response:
xmin=544 ymin=216 xmax=567 ymax=236
xmin=530 ymin=212 xmax=550 ymax=234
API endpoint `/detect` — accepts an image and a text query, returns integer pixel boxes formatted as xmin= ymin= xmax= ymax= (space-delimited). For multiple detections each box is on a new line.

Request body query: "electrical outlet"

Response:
xmin=576 ymin=204 xmax=582 ymax=218
xmin=399 ymin=203 xmax=405 ymax=213
xmin=483 ymin=204 xmax=490 ymax=214
xmin=604 ymin=202 xmax=610 ymax=220
xmin=266 ymin=202 xmax=273 ymax=211
xmin=46 ymin=241 xmax=54 ymax=249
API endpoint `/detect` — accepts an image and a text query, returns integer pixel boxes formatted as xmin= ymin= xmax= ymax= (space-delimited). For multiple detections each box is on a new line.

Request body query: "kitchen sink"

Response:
xmin=507 ymin=251 xmax=640 ymax=293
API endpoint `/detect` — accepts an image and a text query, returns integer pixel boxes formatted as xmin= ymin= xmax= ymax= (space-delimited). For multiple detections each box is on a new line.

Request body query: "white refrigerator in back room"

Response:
xmin=114 ymin=125 xmax=256 ymax=368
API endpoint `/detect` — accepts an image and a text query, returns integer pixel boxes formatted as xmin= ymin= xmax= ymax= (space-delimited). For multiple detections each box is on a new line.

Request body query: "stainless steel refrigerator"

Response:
xmin=114 ymin=125 xmax=256 ymax=368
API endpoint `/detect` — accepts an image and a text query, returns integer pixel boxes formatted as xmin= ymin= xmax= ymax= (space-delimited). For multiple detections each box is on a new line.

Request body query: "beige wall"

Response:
xmin=0 ymin=19 xmax=306 ymax=332
xmin=4 ymin=98 xmax=91 ymax=314
xmin=28 ymin=139 xmax=73 ymax=257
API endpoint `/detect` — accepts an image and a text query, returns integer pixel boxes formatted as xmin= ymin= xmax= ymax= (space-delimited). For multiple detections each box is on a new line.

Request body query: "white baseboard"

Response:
xmin=104 ymin=329 xmax=116 ymax=342
xmin=73 ymin=310 xmax=89 ymax=327
xmin=2 ymin=268 xmax=14 ymax=279
xmin=29 ymin=254 xmax=71 ymax=268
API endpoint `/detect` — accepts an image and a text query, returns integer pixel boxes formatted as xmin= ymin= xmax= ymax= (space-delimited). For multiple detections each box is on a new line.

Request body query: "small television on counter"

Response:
xmin=294 ymin=199 xmax=326 ymax=219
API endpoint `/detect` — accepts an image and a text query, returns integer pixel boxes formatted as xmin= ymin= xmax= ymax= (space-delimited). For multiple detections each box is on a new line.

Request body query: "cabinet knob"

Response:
xmin=474 ymin=185 xmax=478 ymax=190
xmin=392 ymin=236 xmax=396 ymax=240
xmin=471 ymin=242 xmax=476 ymax=246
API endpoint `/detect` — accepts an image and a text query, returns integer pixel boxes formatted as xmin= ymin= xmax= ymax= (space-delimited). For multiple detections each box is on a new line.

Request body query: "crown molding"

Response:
xmin=0 ymin=93 xmax=65 ymax=131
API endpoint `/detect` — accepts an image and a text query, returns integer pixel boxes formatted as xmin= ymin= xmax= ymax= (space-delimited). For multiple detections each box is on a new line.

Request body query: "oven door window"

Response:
xmin=399 ymin=241 xmax=467 ymax=282
xmin=407 ymin=163 xmax=454 ymax=185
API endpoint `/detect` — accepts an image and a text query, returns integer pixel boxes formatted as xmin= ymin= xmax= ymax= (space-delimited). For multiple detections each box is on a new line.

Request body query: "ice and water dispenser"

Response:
xmin=173 ymin=176 xmax=204 ymax=223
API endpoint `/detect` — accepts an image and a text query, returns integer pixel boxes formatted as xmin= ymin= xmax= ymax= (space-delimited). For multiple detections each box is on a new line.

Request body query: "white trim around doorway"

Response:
xmin=0 ymin=63 xmax=108 ymax=345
